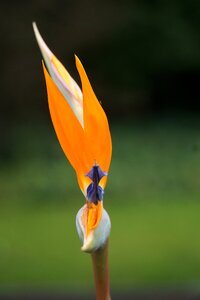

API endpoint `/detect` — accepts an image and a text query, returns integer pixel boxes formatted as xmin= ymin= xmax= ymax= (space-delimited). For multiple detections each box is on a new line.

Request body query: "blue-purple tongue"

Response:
xmin=85 ymin=165 xmax=107 ymax=205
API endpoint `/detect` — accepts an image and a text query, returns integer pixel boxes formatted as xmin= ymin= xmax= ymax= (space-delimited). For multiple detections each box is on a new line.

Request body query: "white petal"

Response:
xmin=33 ymin=22 xmax=84 ymax=127
xmin=76 ymin=204 xmax=111 ymax=253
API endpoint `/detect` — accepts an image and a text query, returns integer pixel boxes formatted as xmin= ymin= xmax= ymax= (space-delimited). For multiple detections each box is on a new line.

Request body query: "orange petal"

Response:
xmin=43 ymin=63 xmax=92 ymax=192
xmin=81 ymin=201 xmax=103 ymax=237
xmin=75 ymin=56 xmax=112 ymax=187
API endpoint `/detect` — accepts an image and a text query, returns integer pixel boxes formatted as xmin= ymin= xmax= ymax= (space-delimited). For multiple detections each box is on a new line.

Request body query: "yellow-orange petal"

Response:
xmin=43 ymin=62 xmax=93 ymax=192
xmin=51 ymin=55 xmax=83 ymax=105
xmin=81 ymin=201 xmax=103 ymax=237
xmin=75 ymin=56 xmax=112 ymax=187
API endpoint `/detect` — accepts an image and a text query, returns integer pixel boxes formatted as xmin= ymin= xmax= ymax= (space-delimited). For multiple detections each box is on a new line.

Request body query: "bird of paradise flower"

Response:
xmin=33 ymin=23 xmax=112 ymax=300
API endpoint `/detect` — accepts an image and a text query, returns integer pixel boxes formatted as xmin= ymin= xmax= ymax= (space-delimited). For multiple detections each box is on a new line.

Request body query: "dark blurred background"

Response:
xmin=1 ymin=0 xmax=200 ymax=299
xmin=2 ymin=0 xmax=200 ymax=125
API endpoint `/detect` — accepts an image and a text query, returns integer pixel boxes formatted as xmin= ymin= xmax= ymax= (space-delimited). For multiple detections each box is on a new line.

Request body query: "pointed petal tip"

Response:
xmin=32 ymin=22 xmax=41 ymax=44
xmin=74 ymin=54 xmax=82 ymax=70
xmin=32 ymin=21 xmax=37 ymax=31
xmin=32 ymin=22 xmax=53 ymax=61
xmin=74 ymin=54 xmax=79 ymax=61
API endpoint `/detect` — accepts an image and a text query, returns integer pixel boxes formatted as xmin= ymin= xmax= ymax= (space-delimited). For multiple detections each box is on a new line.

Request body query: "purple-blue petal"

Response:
xmin=85 ymin=165 xmax=107 ymax=182
xmin=85 ymin=164 xmax=107 ymax=204
xmin=86 ymin=184 xmax=104 ymax=205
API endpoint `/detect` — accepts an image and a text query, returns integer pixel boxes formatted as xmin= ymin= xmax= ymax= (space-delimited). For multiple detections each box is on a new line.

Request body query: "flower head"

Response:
xmin=33 ymin=23 xmax=112 ymax=252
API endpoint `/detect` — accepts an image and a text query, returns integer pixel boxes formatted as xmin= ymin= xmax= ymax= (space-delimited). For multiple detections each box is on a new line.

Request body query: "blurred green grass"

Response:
xmin=1 ymin=116 xmax=200 ymax=291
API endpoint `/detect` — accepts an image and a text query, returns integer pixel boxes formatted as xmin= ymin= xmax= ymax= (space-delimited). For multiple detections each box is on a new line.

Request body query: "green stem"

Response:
xmin=91 ymin=239 xmax=111 ymax=300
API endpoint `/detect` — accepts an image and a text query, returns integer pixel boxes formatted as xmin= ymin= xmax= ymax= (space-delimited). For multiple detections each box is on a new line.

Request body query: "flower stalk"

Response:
xmin=91 ymin=239 xmax=111 ymax=300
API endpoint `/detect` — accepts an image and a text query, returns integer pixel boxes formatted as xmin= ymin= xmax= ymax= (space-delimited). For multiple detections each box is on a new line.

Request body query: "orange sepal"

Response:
xmin=43 ymin=62 xmax=93 ymax=192
xmin=75 ymin=56 xmax=112 ymax=187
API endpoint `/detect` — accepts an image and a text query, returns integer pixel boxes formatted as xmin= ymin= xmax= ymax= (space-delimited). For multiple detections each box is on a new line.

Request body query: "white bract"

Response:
xmin=76 ymin=204 xmax=111 ymax=253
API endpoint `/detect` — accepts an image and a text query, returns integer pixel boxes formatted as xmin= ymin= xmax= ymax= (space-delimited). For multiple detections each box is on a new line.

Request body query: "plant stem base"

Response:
xmin=91 ymin=239 xmax=111 ymax=300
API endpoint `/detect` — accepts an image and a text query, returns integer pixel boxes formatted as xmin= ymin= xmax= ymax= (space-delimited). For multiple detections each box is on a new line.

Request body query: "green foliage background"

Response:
xmin=1 ymin=117 xmax=200 ymax=292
